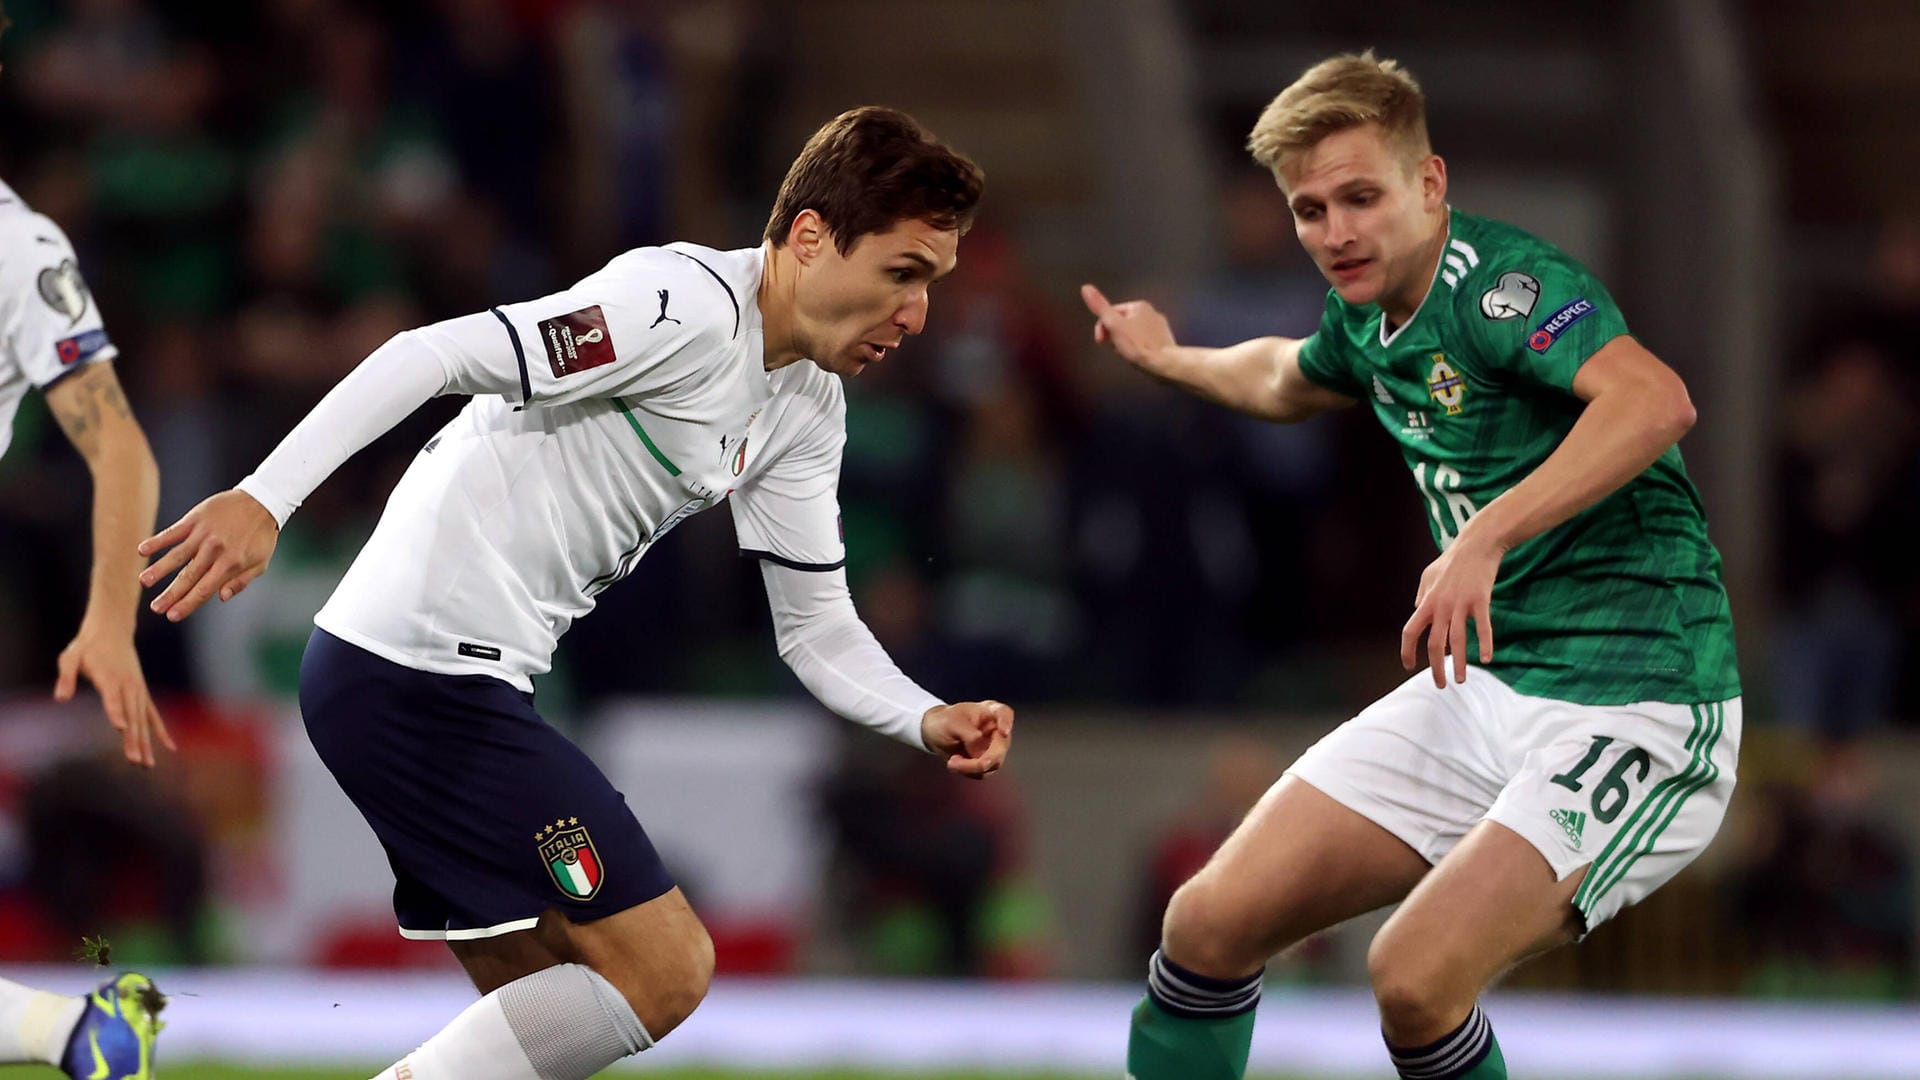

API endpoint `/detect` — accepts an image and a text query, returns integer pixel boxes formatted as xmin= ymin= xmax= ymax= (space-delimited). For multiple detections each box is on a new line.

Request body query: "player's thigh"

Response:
xmin=1163 ymin=671 xmax=1515 ymax=973
xmin=1371 ymin=695 xmax=1742 ymax=1003
xmin=1485 ymin=695 xmax=1740 ymax=932
xmin=448 ymin=917 xmax=572 ymax=996
xmin=1367 ymin=818 xmax=1585 ymax=1014
xmin=305 ymin=627 xmax=677 ymax=892
xmin=450 ymin=887 xmax=715 ymax=1036
xmin=1164 ymin=775 xmax=1429 ymax=974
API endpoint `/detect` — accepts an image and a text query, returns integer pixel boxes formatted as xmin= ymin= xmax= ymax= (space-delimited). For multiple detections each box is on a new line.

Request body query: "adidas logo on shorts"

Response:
xmin=1550 ymin=808 xmax=1587 ymax=850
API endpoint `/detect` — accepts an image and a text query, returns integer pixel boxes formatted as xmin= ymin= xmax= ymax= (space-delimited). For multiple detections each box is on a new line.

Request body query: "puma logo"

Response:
xmin=651 ymin=289 xmax=681 ymax=329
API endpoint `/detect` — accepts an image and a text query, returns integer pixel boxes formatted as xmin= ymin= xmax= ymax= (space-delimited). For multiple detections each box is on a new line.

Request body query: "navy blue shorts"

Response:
xmin=299 ymin=628 xmax=675 ymax=940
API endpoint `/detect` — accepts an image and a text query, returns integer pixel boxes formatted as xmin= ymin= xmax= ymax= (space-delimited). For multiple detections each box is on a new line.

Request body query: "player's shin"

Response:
xmin=1124 ymin=948 xmax=1260 ymax=1080
xmin=373 ymin=964 xmax=652 ymax=1080
xmin=1385 ymin=1002 xmax=1507 ymax=1080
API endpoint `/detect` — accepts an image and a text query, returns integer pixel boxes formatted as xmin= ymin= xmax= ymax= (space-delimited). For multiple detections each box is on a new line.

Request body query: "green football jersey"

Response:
xmin=1295 ymin=209 xmax=1740 ymax=706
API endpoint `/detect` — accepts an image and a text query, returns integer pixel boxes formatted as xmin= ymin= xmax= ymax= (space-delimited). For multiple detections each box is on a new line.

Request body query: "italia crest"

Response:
xmin=1426 ymin=354 xmax=1466 ymax=416
xmin=538 ymin=818 xmax=604 ymax=900
xmin=719 ymin=408 xmax=762 ymax=478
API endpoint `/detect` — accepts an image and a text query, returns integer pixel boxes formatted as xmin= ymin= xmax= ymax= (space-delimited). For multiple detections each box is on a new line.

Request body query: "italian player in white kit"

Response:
xmin=141 ymin=107 xmax=1012 ymax=1079
xmin=0 ymin=4 xmax=171 ymax=1075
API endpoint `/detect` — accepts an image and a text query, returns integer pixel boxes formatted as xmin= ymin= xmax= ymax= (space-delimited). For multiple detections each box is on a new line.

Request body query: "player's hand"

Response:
xmin=922 ymin=700 xmax=1014 ymax=779
xmin=55 ymin=620 xmax=174 ymax=767
xmin=1400 ymin=530 xmax=1503 ymax=689
xmin=139 ymin=489 xmax=281 ymax=622
xmin=1081 ymin=284 xmax=1178 ymax=377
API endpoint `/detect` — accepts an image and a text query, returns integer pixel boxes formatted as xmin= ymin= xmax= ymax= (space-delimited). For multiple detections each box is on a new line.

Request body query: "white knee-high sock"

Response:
xmin=0 ymin=976 xmax=85 ymax=1064
xmin=373 ymin=964 xmax=653 ymax=1080
xmin=373 ymin=992 xmax=538 ymax=1080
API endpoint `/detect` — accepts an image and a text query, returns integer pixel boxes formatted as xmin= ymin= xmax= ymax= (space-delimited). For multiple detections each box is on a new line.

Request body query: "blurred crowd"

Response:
xmin=0 ymin=0 xmax=1432 ymax=719
xmin=0 ymin=0 xmax=1918 ymax=991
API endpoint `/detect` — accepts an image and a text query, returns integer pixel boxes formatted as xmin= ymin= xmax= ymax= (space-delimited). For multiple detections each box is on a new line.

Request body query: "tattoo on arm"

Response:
xmin=45 ymin=364 xmax=135 ymax=461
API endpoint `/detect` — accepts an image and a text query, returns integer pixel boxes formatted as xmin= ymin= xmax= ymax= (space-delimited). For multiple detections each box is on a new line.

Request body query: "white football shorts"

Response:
xmin=1286 ymin=667 xmax=1740 ymax=930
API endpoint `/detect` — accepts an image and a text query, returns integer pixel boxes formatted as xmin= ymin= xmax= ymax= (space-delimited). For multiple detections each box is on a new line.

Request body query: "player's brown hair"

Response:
xmin=0 ymin=3 xmax=12 ymax=44
xmin=765 ymin=106 xmax=985 ymax=255
xmin=1247 ymin=51 xmax=1430 ymax=178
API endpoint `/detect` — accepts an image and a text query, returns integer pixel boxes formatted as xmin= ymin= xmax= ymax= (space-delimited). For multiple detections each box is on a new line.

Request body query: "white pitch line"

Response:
xmin=6 ymin=967 xmax=1918 ymax=1077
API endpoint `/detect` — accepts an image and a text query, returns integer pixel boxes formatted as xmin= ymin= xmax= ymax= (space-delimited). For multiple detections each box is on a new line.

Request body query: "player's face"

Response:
xmin=1279 ymin=125 xmax=1446 ymax=312
xmin=797 ymin=218 xmax=959 ymax=377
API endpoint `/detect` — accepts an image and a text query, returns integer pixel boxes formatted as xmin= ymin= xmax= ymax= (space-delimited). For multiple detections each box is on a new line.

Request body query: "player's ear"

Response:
xmin=789 ymin=210 xmax=828 ymax=266
xmin=1421 ymin=154 xmax=1448 ymax=211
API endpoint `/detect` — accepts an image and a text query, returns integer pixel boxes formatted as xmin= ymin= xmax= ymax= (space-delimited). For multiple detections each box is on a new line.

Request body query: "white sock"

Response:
xmin=0 ymin=976 xmax=86 ymax=1064
xmin=373 ymin=964 xmax=652 ymax=1080
xmin=373 ymin=992 xmax=537 ymax=1080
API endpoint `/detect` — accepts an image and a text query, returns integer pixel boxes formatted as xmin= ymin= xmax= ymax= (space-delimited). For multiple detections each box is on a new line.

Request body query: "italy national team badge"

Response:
xmin=538 ymin=819 xmax=604 ymax=901
xmin=1426 ymin=353 xmax=1466 ymax=416
xmin=720 ymin=408 xmax=760 ymax=477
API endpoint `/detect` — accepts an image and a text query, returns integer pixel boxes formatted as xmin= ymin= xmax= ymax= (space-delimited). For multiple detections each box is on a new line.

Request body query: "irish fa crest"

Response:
xmin=538 ymin=818 xmax=604 ymax=900
xmin=1426 ymin=354 xmax=1466 ymax=416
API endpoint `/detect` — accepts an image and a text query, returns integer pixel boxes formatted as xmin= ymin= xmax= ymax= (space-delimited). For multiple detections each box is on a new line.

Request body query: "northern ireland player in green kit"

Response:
xmin=1085 ymin=53 xmax=1739 ymax=1080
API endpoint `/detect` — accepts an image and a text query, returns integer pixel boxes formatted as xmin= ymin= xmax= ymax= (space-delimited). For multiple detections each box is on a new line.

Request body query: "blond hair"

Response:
xmin=1247 ymin=51 xmax=1430 ymax=175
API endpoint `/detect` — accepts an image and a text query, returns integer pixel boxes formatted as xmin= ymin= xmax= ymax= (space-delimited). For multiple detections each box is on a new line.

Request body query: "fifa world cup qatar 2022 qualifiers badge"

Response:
xmin=538 ymin=818 xmax=604 ymax=900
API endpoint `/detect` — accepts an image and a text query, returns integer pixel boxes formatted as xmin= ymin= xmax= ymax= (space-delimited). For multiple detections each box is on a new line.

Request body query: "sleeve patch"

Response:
xmin=1478 ymin=271 xmax=1541 ymax=320
xmin=37 ymin=260 xmax=91 ymax=326
xmin=537 ymin=305 xmax=617 ymax=377
xmin=54 ymin=328 xmax=112 ymax=367
xmin=1526 ymin=297 xmax=1596 ymax=353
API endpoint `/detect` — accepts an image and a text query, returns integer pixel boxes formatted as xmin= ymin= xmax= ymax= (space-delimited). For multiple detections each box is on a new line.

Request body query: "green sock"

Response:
xmin=1386 ymin=1003 xmax=1507 ymax=1079
xmin=1465 ymin=1031 xmax=1507 ymax=1078
xmin=1125 ymin=995 xmax=1254 ymax=1080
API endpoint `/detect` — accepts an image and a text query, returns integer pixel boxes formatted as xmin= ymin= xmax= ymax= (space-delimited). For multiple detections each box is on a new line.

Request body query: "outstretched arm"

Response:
xmin=759 ymin=561 xmax=1013 ymax=778
xmin=139 ymin=322 xmax=471 ymax=621
xmin=1080 ymin=284 xmax=1355 ymax=422
xmin=43 ymin=361 xmax=172 ymax=766
xmin=141 ymin=280 xmax=715 ymax=621
xmin=1401 ymin=335 xmax=1697 ymax=687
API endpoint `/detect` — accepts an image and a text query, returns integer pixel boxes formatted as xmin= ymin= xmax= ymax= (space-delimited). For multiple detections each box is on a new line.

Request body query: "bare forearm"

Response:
xmin=82 ymin=429 xmax=160 ymax=631
xmin=43 ymin=364 xmax=160 ymax=632
xmin=1150 ymin=337 xmax=1295 ymax=419
xmin=1461 ymin=387 xmax=1692 ymax=553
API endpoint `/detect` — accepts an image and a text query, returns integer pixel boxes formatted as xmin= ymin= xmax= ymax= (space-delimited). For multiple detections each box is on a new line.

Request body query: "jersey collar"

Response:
xmin=1379 ymin=207 xmax=1456 ymax=349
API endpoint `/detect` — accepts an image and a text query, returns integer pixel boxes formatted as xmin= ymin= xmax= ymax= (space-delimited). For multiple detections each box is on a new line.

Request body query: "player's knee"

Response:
xmin=1366 ymin=931 xmax=1457 ymax=1034
xmin=602 ymin=920 xmax=715 ymax=1038
xmin=1162 ymin=873 xmax=1265 ymax=978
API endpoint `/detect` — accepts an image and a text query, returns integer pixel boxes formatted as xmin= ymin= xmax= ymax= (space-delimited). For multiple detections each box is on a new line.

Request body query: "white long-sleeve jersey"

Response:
xmin=238 ymin=242 xmax=942 ymax=747
xmin=0 ymin=178 xmax=119 ymax=459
